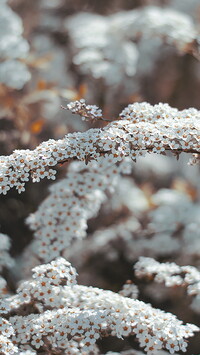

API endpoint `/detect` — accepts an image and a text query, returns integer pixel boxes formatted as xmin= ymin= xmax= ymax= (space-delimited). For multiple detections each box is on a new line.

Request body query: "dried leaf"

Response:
xmin=30 ymin=118 xmax=45 ymax=134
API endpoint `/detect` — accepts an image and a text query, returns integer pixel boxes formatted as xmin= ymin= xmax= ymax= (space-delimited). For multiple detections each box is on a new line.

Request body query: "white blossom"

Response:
xmin=0 ymin=258 xmax=198 ymax=355
xmin=134 ymin=257 xmax=200 ymax=312
xmin=66 ymin=6 xmax=198 ymax=86
xmin=0 ymin=101 xmax=199 ymax=195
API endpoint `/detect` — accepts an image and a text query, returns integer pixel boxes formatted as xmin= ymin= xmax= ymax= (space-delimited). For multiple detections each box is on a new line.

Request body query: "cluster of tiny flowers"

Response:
xmin=0 ymin=101 xmax=199 ymax=195
xmin=126 ymin=6 xmax=197 ymax=50
xmin=0 ymin=258 xmax=198 ymax=354
xmin=0 ymin=317 xmax=17 ymax=355
xmin=24 ymin=157 xmax=127 ymax=265
xmin=119 ymin=102 xmax=199 ymax=161
xmin=66 ymin=12 xmax=139 ymax=85
xmin=0 ymin=258 xmax=77 ymax=354
xmin=0 ymin=258 xmax=77 ymax=315
xmin=134 ymin=257 xmax=200 ymax=301
xmin=119 ymin=280 xmax=139 ymax=299
xmin=65 ymin=99 xmax=103 ymax=121
xmin=62 ymin=286 xmax=198 ymax=354
xmin=0 ymin=0 xmax=31 ymax=89
xmin=66 ymin=6 xmax=197 ymax=85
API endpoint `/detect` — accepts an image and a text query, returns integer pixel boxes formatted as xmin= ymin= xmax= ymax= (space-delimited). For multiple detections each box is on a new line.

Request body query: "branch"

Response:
xmin=134 ymin=257 xmax=200 ymax=312
xmin=0 ymin=258 xmax=199 ymax=354
xmin=22 ymin=158 xmax=127 ymax=267
xmin=0 ymin=101 xmax=199 ymax=194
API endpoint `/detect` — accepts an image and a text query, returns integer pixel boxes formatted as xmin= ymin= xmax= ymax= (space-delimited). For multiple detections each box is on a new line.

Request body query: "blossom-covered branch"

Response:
xmin=0 ymin=101 xmax=199 ymax=195
xmin=21 ymin=158 xmax=129 ymax=268
xmin=0 ymin=258 xmax=198 ymax=355
xmin=134 ymin=257 xmax=200 ymax=313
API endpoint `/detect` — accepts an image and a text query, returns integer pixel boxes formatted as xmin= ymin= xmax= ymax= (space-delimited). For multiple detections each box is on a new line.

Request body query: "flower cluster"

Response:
xmin=23 ymin=157 xmax=128 ymax=267
xmin=111 ymin=6 xmax=197 ymax=51
xmin=64 ymin=99 xmax=103 ymax=121
xmin=0 ymin=258 xmax=77 ymax=354
xmin=119 ymin=280 xmax=139 ymax=299
xmin=65 ymin=12 xmax=139 ymax=86
xmin=0 ymin=2 xmax=200 ymax=355
xmin=0 ymin=101 xmax=199 ymax=195
xmin=66 ymin=6 xmax=198 ymax=86
xmin=0 ymin=0 xmax=31 ymax=89
xmin=134 ymin=257 xmax=200 ymax=313
xmin=0 ymin=258 xmax=198 ymax=354
xmin=0 ymin=317 xmax=17 ymax=355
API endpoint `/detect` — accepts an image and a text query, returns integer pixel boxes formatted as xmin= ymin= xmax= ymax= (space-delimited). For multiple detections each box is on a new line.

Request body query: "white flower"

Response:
xmin=31 ymin=334 xmax=44 ymax=349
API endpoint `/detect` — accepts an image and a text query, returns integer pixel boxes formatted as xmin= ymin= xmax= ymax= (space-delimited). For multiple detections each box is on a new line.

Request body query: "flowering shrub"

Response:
xmin=0 ymin=100 xmax=199 ymax=354
xmin=0 ymin=257 xmax=199 ymax=354
xmin=1 ymin=1 xmax=200 ymax=355
xmin=0 ymin=100 xmax=199 ymax=195
xmin=66 ymin=6 xmax=198 ymax=86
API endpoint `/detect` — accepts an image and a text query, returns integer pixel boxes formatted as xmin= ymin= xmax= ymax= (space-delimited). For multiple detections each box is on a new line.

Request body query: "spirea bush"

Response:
xmin=0 ymin=99 xmax=199 ymax=354
xmin=1 ymin=1 xmax=200 ymax=355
